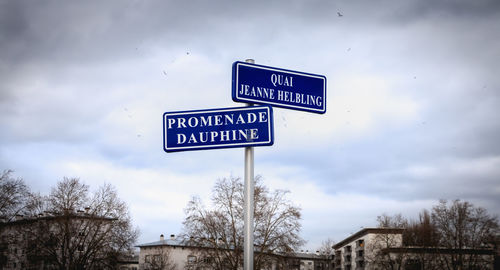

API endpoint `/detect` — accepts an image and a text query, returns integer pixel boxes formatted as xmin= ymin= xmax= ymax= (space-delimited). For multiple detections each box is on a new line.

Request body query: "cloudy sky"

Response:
xmin=1 ymin=0 xmax=500 ymax=251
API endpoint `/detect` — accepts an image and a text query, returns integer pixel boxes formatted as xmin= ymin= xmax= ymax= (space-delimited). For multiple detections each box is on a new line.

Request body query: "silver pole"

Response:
xmin=244 ymin=58 xmax=255 ymax=270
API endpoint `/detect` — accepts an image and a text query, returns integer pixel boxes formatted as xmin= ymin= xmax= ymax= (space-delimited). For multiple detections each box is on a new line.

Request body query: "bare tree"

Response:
xmin=431 ymin=199 xmax=498 ymax=270
xmin=0 ymin=170 xmax=31 ymax=267
xmin=404 ymin=210 xmax=439 ymax=247
xmin=365 ymin=228 xmax=407 ymax=270
xmin=316 ymin=238 xmax=335 ymax=270
xmin=369 ymin=214 xmax=415 ymax=270
xmin=182 ymin=176 xmax=304 ymax=270
xmin=377 ymin=213 xmax=408 ymax=229
xmin=402 ymin=210 xmax=441 ymax=270
xmin=317 ymin=238 xmax=335 ymax=257
xmin=18 ymin=177 xmax=139 ymax=269
xmin=371 ymin=201 xmax=499 ymax=270
xmin=0 ymin=170 xmax=30 ymax=222
xmin=142 ymin=248 xmax=177 ymax=270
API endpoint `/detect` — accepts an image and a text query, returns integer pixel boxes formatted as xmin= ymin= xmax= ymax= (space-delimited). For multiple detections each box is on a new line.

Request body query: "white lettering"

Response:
xmin=188 ymin=117 xmax=198 ymax=127
xmin=176 ymin=128 xmax=267 ymax=145
xmin=188 ymin=134 xmax=197 ymax=144
xmin=250 ymin=128 xmax=259 ymax=140
xmin=200 ymin=116 xmax=212 ymax=127
xmin=236 ymin=114 xmax=245 ymax=124
xmin=258 ymin=111 xmax=267 ymax=123
xmin=239 ymin=84 xmax=247 ymax=95
xmin=247 ymin=113 xmax=257 ymax=124
xmin=224 ymin=114 xmax=234 ymax=125
xmin=220 ymin=130 xmax=230 ymax=141
xmin=271 ymin=73 xmax=294 ymax=88
xmin=168 ymin=118 xmax=176 ymax=129
xmin=178 ymin=118 xmax=187 ymax=128
xmin=277 ymin=90 xmax=284 ymax=101
xmin=177 ymin=133 xmax=186 ymax=144
xmin=210 ymin=131 xmax=218 ymax=142
xmin=214 ymin=115 xmax=223 ymax=126
xmin=199 ymin=132 xmax=208 ymax=143
xmin=271 ymin=73 xmax=278 ymax=87
xmin=238 ymin=129 xmax=248 ymax=140
xmin=284 ymin=91 xmax=290 ymax=102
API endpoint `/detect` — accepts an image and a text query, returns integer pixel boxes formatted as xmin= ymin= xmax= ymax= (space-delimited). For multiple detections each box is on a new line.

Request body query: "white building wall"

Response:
xmin=333 ymin=229 xmax=403 ymax=270
xmin=139 ymin=245 xmax=195 ymax=270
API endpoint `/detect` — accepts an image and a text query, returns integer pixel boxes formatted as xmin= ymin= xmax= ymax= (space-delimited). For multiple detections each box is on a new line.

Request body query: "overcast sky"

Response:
xmin=1 ymin=0 xmax=500 ymax=251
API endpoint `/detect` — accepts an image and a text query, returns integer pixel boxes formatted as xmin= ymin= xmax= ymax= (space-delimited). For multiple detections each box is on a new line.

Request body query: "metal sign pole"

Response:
xmin=243 ymin=58 xmax=255 ymax=270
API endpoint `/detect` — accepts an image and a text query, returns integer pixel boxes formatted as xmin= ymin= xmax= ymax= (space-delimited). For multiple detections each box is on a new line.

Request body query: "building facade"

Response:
xmin=333 ymin=228 xmax=496 ymax=270
xmin=137 ymin=234 xmax=333 ymax=270
xmin=332 ymin=228 xmax=404 ymax=270
xmin=0 ymin=210 xmax=133 ymax=270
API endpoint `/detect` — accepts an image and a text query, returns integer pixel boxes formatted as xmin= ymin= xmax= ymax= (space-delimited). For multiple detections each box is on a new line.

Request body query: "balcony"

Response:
xmin=356 ymin=250 xmax=364 ymax=258
xmin=355 ymin=259 xmax=365 ymax=270
xmin=355 ymin=240 xmax=365 ymax=251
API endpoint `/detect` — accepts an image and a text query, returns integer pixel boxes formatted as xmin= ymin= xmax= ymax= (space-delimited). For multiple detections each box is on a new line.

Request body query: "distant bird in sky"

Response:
xmin=163 ymin=70 xmax=167 ymax=76
xmin=337 ymin=11 xmax=343 ymax=17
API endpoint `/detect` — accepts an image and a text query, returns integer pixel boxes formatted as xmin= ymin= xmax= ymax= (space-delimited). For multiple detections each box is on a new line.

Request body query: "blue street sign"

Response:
xmin=232 ymin=61 xmax=327 ymax=114
xmin=163 ymin=106 xmax=274 ymax=152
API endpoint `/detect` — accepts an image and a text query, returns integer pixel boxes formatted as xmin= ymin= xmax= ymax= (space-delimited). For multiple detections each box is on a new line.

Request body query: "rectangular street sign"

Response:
xmin=163 ymin=106 xmax=274 ymax=152
xmin=232 ymin=61 xmax=327 ymax=114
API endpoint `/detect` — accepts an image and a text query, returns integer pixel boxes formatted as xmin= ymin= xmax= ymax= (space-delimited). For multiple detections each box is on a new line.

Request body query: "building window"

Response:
xmin=203 ymin=257 xmax=213 ymax=264
xmin=187 ymin=255 xmax=196 ymax=264
xmin=357 ymin=239 xmax=364 ymax=248
xmin=405 ymin=259 xmax=422 ymax=270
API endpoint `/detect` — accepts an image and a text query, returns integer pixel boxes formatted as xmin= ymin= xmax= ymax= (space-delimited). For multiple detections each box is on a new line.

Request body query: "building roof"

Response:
xmin=0 ymin=212 xmax=117 ymax=226
xmin=333 ymin=227 xmax=404 ymax=249
xmin=136 ymin=238 xmax=186 ymax=248
xmin=385 ymin=247 xmax=495 ymax=255
xmin=282 ymin=252 xmax=332 ymax=260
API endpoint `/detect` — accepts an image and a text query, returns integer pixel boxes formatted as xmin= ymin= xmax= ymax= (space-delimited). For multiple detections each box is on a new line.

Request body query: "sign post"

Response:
xmin=243 ymin=59 xmax=255 ymax=270
xmin=164 ymin=58 xmax=326 ymax=270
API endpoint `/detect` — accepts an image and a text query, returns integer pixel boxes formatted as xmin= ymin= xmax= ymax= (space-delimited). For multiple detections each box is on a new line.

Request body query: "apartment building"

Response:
xmin=0 ymin=210 xmax=126 ymax=270
xmin=137 ymin=234 xmax=333 ymax=270
xmin=333 ymin=228 xmax=496 ymax=270
xmin=332 ymin=228 xmax=403 ymax=270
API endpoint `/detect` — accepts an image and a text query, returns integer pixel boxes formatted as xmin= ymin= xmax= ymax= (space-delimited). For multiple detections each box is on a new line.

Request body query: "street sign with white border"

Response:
xmin=163 ymin=105 xmax=274 ymax=152
xmin=232 ymin=61 xmax=327 ymax=114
